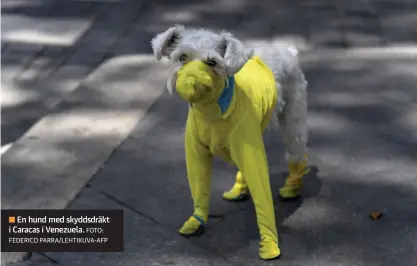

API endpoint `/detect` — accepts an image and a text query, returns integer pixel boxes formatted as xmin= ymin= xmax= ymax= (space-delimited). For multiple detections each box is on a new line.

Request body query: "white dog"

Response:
xmin=151 ymin=25 xmax=310 ymax=260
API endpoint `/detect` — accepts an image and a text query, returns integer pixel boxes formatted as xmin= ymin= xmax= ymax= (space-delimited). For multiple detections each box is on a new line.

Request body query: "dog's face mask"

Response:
xmin=176 ymin=60 xmax=224 ymax=104
xmin=151 ymin=25 xmax=254 ymax=102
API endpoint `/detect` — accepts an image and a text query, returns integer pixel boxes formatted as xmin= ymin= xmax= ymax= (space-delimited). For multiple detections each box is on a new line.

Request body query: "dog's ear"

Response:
xmin=151 ymin=25 xmax=185 ymax=60
xmin=220 ymin=31 xmax=254 ymax=75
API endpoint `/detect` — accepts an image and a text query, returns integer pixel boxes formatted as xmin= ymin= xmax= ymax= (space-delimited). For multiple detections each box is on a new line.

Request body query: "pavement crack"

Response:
xmin=208 ymin=214 xmax=224 ymax=219
xmin=38 ymin=252 xmax=58 ymax=264
xmin=211 ymin=205 xmax=251 ymax=218
xmin=99 ymin=191 xmax=159 ymax=224
xmin=12 ymin=47 xmax=46 ymax=82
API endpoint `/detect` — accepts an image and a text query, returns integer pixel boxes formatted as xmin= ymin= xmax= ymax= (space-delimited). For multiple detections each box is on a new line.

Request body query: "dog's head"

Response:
xmin=151 ymin=25 xmax=253 ymax=104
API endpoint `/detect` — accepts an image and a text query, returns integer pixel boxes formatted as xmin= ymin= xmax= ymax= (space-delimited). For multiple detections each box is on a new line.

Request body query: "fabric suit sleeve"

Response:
xmin=184 ymin=113 xmax=213 ymax=222
xmin=229 ymin=112 xmax=278 ymax=243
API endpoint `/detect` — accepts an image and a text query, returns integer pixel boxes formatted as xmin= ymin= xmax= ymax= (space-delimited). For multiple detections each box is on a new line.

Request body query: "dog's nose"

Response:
xmin=176 ymin=75 xmax=197 ymax=102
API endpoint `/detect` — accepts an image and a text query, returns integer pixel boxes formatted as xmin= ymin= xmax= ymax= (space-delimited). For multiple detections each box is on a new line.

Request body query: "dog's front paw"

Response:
xmin=259 ymin=239 xmax=281 ymax=260
xmin=179 ymin=215 xmax=205 ymax=237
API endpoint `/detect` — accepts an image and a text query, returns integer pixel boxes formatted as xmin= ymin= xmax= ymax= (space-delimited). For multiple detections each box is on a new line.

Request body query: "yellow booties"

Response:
xmin=179 ymin=215 xmax=205 ymax=237
xmin=279 ymin=155 xmax=310 ymax=200
xmin=223 ymin=171 xmax=250 ymax=201
xmin=260 ymin=237 xmax=281 ymax=260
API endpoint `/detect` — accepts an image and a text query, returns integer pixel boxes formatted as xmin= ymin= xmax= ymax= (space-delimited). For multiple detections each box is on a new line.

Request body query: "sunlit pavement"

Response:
xmin=1 ymin=0 xmax=417 ymax=265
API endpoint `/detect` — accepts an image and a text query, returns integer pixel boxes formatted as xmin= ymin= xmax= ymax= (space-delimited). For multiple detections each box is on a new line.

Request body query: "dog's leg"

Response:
xmin=230 ymin=122 xmax=280 ymax=260
xmin=179 ymin=114 xmax=213 ymax=237
xmin=222 ymin=171 xmax=250 ymax=201
xmin=277 ymin=66 xmax=310 ymax=200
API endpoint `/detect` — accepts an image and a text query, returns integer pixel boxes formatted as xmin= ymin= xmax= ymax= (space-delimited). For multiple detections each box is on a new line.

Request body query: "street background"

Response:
xmin=1 ymin=0 xmax=417 ymax=265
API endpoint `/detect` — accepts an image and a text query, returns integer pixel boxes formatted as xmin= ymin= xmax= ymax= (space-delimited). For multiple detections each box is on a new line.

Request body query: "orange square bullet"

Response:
xmin=9 ymin=216 xmax=16 ymax=223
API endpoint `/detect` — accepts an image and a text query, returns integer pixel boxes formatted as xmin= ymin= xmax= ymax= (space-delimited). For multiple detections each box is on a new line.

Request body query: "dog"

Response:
xmin=151 ymin=25 xmax=310 ymax=260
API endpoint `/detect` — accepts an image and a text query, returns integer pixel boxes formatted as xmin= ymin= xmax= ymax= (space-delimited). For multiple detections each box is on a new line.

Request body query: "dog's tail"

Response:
xmin=286 ymin=45 xmax=298 ymax=57
xmin=281 ymin=44 xmax=305 ymax=97
xmin=267 ymin=43 xmax=304 ymax=123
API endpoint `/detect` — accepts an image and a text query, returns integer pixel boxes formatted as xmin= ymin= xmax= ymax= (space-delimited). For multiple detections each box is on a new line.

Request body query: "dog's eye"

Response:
xmin=205 ymin=59 xmax=217 ymax=67
xmin=179 ymin=54 xmax=188 ymax=62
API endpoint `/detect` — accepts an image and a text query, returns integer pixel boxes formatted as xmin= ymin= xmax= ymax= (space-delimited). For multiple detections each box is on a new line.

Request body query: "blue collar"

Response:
xmin=217 ymin=76 xmax=235 ymax=114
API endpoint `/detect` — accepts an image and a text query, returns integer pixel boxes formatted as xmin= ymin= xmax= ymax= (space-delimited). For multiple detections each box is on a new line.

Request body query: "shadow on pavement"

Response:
xmin=1 ymin=0 xmax=417 ymax=265
xmin=2 ymin=0 xmax=416 ymax=145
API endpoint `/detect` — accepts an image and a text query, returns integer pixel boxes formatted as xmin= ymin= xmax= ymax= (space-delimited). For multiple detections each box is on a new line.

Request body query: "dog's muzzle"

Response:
xmin=176 ymin=75 xmax=198 ymax=102
xmin=176 ymin=61 xmax=215 ymax=103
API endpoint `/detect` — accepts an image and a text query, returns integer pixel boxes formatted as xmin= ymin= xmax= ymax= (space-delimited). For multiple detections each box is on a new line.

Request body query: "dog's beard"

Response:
xmin=166 ymin=60 xmax=228 ymax=95
xmin=166 ymin=61 xmax=182 ymax=94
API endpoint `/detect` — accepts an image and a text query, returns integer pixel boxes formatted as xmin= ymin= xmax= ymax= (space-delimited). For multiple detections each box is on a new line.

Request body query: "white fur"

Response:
xmin=151 ymin=26 xmax=308 ymax=163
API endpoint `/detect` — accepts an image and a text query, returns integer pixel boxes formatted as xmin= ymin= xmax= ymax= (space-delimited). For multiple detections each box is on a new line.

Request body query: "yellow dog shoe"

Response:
xmin=279 ymin=157 xmax=310 ymax=200
xmin=179 ymin=215 xmax=205 ymax=237
xmin=279 ymin=178 xmax=303 ymax=199
xmin=259 ymin=239 xmax=281 ymax=260
xmin=222 ymin=171 xmax=250 ymax=201
xmin=222 ymin=185 xmax=250 ymax=201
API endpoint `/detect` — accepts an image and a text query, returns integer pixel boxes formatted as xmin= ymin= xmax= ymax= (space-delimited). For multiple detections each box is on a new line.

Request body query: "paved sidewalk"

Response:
xmin=2 ymin=0 xmax=417 ymax=265
xmin=1 ymin=0 xmax=147 ymax=150
xmin=41 ymin=49 xmax=417 ymax=266
xmin=2 ymin=0 xmax=416 ymax=150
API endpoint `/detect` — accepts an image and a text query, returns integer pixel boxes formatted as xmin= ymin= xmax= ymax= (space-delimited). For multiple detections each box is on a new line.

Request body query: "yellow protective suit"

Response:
xmin=176 ymin=56 xmax=280 ymax=260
